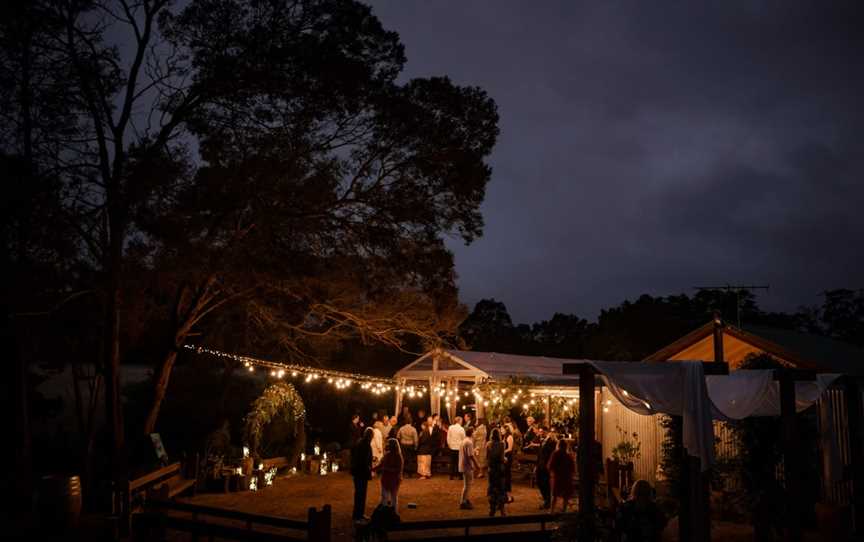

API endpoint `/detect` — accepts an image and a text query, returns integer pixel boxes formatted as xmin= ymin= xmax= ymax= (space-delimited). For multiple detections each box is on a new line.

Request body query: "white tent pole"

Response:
xmin=394 ymin=377 xmax=403 ymax=417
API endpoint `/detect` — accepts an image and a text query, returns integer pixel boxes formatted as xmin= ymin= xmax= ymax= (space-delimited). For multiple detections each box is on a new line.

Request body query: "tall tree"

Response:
xmin=459 ymin=299 xmax=518 ymax=352
xmin=137 ymin=0 xmax=499 ymax=433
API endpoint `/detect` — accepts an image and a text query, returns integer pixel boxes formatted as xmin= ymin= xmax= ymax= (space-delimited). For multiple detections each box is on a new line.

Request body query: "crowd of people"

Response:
xmin=348 ymin=406 xmax=666 ymax=541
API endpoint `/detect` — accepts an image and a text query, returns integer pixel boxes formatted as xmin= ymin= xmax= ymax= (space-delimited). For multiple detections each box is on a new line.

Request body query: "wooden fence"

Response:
xmin=132 ymin=499 xmax=330 ymax=542
xmin=356 ymin=512 xmax=571 ymax=542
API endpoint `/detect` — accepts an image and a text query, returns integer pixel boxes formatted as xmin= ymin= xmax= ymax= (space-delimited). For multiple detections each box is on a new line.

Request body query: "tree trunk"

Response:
xmin=143 ymin=276 xmax=222 ymax=435
xmin=10 ymin=316 xmax=33 ymax=517
xmin=103 ymin=217 xmax=126 ymax=515
xmin=143 ymin=349 xmax=178 ymax=435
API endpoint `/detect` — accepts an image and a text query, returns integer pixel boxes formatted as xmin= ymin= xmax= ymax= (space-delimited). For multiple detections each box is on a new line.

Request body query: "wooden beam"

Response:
xmin=844 ymin=377 xmax=864 ymax=536
xmin=578 ymin=366 xmax=595 ymax=541
xmin=712 ymin=311 xmax=724 ymax=365
xmin=772 ymin=368 xmax=817 ymax=382
xmin=778 ymin=373 xmax=802 ymax=542
xmin=563 ymin=361 xmax=728 ymax=376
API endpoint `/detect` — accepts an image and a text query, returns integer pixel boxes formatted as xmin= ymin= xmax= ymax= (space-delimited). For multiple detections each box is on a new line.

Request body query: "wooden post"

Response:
xmin=674 ymin=415 xmax=691 ymax=542
xmin=578 ymin=366 xmax=596 ymax=541
xmin=712 ymin=311 xmax=724 ymax=368
xmin=845 ymin=377 xmax=864 ymax=535
xmin=544 ymin=395 xmax=552 ymax=426
xmin=474 ymin=376 xmax=483 ymax=420
xmin=429 ymin=376 xmax=438 ymax=416
xmin=307 ymin=505 xmax=331 ymax=542
xmin=778 ymin=373 xmax=802 ymax=542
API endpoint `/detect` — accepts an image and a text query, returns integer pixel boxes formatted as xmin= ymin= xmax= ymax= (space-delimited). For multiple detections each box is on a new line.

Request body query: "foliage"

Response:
xmin=610 ymin=424 xmax=641 ymax=464
xmin=658 ymin=415 xmax=682 ymax=500
xmin=457 ymin=289 xmax=858 ymax=362
xmin=723 ymin=353 xmax=821 ymax=530
xmin=477 ymin=376 xmax=538 ymax=423
xmin=244 ymin=381 xmax=306 ymax=463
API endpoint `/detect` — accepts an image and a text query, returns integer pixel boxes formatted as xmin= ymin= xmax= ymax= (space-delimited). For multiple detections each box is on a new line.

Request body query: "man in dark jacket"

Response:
xmin=535 ymin=432 xmax=556 ymax=509
xmin=349 ymin=413 xmax=364 ymax=450
xmin=351 ymin=427 xmax=374 ymax=520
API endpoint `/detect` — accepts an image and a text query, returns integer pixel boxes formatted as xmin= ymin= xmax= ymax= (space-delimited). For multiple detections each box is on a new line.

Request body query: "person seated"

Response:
xmin=612 ymin=479 xmax=668 ymax=542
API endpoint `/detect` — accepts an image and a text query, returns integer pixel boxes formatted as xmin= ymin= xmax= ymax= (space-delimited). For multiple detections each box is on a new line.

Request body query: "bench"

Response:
xmin=130 ymin=462 xmax=196 ymax=505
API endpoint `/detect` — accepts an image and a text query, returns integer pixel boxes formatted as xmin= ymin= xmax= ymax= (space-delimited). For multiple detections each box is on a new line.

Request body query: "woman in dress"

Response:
xmin=416 ymin=419 xmax=435 ymax=479
xmin=374 ymin=438 xmax=404 ymax=510
xmin=472 ymin=418 xmax=488 ymax=479
xmin=486 ymin=428 xmax=507 ymax=516
xmin=547 ymin=438 xmax=576 ymax=512
xmin=503 ymin=423 xmax=516 ymax=503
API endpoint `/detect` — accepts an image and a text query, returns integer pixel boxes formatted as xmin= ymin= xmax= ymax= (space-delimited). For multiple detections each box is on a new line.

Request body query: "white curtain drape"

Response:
xmin=582 ymin=364 xmax=841 ymax=472
xmin=589 ymin=361 xmax=715 ymax=471
xmin=706 ymin=371 xmax=840 ymax=419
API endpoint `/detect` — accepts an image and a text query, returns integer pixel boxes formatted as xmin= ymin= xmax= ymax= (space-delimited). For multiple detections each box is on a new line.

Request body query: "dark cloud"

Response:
xmin=367 ymin=1 xmax=864 ymax=323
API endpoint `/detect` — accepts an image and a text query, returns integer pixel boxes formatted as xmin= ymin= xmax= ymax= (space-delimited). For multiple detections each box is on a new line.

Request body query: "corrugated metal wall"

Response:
xmin=818 ymin=388 xmax=853 ymax=505
xmin=600 ymin=389 xmax=663 ymax=483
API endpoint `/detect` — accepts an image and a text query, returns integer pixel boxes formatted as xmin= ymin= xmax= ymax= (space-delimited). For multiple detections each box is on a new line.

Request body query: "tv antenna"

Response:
xmin=692 ymin=284 xmax=769 ymax=328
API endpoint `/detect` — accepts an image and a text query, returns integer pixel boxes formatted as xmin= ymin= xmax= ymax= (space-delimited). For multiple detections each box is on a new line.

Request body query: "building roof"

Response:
xmin=395 ymin=348 xmax=589 ymax=385
xmin=643 ymin=320 xmax=864 ymax=374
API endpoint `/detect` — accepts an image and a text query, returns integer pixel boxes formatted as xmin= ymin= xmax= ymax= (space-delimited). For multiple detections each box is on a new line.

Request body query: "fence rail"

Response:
xmin=134 ymin=499 xmax=330 ymax=542
xmin=357 ymin=511 xmax=567 ymax=542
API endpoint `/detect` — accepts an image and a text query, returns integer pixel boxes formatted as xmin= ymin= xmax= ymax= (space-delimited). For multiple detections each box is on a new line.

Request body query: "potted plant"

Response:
xmin=610 ymin=425 xmax=641 ymax=492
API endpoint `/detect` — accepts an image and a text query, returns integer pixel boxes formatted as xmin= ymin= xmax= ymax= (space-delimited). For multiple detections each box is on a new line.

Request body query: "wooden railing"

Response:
xmin=357 ymin=512 xmax=567 ymax=542
xmin=133 ymin=499 xmax=330 ymax=542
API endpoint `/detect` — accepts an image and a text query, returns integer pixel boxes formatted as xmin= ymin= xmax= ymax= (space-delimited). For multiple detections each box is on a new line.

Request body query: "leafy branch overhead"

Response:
xmin=1 ymin=0 xmax=499 ymax=436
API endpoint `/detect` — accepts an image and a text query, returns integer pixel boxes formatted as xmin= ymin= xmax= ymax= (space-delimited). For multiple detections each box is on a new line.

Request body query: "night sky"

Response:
xmin=367 ymin=1 xmax=864 ymax=324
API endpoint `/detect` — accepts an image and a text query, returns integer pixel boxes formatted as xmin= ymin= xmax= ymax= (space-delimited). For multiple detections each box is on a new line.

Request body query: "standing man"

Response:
xmin=447 ymin=416 xmax=466 ymax=480
xmin=463 ymin=412 xmax=474 ymax=431
xmin=397 ymin=418 xmax=419 ymax=478
xmin=523 ymin=416 xmax=538 ymax=449
xmin=351 ymin=427 xmax=374 ymax=520
xmin=459 ymin=426 xmax=480 ymax=509
xmin=536 ymin=433 xmax=557 ymax=510
xmin=349 ymin=412 xmax=364 ymax=450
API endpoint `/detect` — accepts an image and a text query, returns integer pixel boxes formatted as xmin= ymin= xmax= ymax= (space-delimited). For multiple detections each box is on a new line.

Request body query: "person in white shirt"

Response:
xmin=447 ymin=416 xmax=466 ymax=480
xmin=458 ymin=427 xmax=480 ymax=509
xmin=371 ymin=424 xmax=384 ymax=470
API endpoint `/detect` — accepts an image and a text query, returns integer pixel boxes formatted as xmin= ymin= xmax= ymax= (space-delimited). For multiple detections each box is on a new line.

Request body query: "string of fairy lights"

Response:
xmin=184 ymin=344 xmax=426 ymax=397
xmin=185 ymin=344 xmax=621 ymax=415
